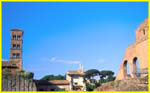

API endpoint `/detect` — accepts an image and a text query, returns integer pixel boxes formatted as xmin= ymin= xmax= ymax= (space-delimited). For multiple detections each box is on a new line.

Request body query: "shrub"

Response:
xmin=16 ymin=70 xmax=34 ymax=79
xmin=86 ymin=83 xmax=96 ymax=91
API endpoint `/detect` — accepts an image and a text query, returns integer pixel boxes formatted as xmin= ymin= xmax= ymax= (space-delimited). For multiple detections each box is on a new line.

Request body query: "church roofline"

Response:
xmin=11 ymin=29 xmax=24 ymax=33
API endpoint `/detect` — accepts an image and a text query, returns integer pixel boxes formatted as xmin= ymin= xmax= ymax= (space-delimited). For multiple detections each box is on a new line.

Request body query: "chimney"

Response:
xmin=79 ymin=64 xmax=84 ymax=73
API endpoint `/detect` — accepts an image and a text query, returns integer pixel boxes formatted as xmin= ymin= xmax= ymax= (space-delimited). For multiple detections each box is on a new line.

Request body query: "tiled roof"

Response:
xmin=67 ymin=70 xmax=84 ymax=75
xmin=11 ymin=29 xmax=23 ymax=32
xmin=35 ymin=80 xmax=69 ymax=85
xmin=2 ymin=62 xmax=18 ymax=68
xmin=49 ymin=80 xmax=69 ymax=85
xmin=2 ymin=61 xmax=9 ymax=66
xmin=35 ymin=80 xmax=50 ymax=85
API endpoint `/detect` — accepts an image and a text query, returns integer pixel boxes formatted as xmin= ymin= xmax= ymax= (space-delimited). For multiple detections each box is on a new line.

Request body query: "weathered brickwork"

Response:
xmin=116 ymin=19 xmax=148 ymax=80
xmin=2 ymin=75 xmax=37 ymax=91
xmin=10 ymin=29 xmax=23 ymax=70
xmin=2 ymin=29 xmax=23 ymax=75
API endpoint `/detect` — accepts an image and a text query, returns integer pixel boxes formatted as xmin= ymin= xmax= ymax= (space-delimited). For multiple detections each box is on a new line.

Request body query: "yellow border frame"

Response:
xmin=0 ymin=0 xmax=149 ymax=93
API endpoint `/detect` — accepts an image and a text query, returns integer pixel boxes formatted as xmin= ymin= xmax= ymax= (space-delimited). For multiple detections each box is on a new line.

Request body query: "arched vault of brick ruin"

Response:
xmin=116 ymin=19 xmax=148 ymax=80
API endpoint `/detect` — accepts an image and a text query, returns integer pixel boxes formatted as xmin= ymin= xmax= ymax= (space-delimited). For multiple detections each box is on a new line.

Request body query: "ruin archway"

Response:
xmin=116 ymin=19 xmax=148 ymax=80
xmin=133 ymin=57 xmax=141 ymax=77
xmin=123 ymin=60 xmax=131 ymax=78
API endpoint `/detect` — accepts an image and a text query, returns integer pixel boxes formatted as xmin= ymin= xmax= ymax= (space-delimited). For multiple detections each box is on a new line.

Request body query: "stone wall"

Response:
xmin=2 ymin=75 xmax=37 ymax=91
xmin=116 ymin=19 xmax=148 ymax=80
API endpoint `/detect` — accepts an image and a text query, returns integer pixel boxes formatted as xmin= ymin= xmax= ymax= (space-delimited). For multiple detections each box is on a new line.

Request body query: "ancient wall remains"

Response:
xmin=116 ymin=19 xmax=148 ymax=80
xmin=2 ymin=75 xmax=37 ymax=91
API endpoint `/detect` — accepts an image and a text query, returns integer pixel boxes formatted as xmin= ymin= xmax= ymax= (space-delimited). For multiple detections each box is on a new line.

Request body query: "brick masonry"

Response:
xmin=116 ymin=19 xmax=148 ymax=80
xmin=2 ymin=75 xmax=37 ymax=91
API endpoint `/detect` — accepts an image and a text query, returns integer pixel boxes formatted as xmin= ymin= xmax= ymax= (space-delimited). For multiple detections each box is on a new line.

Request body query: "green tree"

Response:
xmin=84 ymin=69 xmax=100 ymax=91
xmin=99 ymin=70 xmax=115 ymax=83
xmin=84 ymin=69 xmax=115 ymax=91
xmin=40 ymin=74 xmax=65 ymax=80
xmin=86 ymin=83 xmax=96 ymax=91
xmin=84 ymin=69 xmax=100 ymax=81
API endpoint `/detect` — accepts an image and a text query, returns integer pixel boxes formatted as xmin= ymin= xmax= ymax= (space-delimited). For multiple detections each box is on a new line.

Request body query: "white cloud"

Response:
xmin=43 ymin=57 xmax=80 ymax=65
xmin=2 ymin=58 xmax=9 ymax=61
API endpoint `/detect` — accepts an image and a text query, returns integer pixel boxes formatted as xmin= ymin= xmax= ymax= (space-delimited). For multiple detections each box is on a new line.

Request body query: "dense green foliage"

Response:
xmin=99 ymin=70 xmax=115 ymax=82
xmin=84 ymin=69 xmax=115 ymax=91
xmin=84 ymin=69 xmax=100 ymax=80
xmin=86 ymin=83 xmax=96 ymax=91
xmin=57 ymin=89 xmax=66 ymax=91
xmin=40 ymin=75 xmax=65 ymax=80
xmin=16 ymin=69 xmax=34 ymax=79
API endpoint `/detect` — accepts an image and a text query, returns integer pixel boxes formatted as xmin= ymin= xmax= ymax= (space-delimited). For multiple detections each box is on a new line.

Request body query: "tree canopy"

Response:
xmin=84 ymin=69 xmax=100 ymax=79
xmin=40 ymin=75 xmax=65 ymax=80
xmin=100 ymin=70 xmax=114 ymax=76
xmin=99 ymin=70 xmax=114 ymax=79
xmin=84 ymin=69 xmax=115 ymax=91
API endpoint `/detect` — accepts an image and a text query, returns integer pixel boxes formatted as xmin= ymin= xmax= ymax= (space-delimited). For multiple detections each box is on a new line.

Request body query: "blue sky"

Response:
xmin=2 ymin=2 xmax=148 ymax=79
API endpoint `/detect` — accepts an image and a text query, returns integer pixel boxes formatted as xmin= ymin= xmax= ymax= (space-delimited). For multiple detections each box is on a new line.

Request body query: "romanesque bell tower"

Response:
xmin=10 ymin=29 xmax=23 ymax=70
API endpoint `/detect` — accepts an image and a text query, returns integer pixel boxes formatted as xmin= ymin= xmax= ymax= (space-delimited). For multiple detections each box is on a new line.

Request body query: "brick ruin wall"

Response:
xmin=116 ymin=19 xmax=148 ymax=80
xmin=2 ymin=75 xmax=37 ymax=91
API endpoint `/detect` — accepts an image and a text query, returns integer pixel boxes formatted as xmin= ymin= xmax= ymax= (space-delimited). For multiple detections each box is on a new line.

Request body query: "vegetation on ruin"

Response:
xmin=16 ymin=69 xmax=34 ymax=79
xmin=94 ymin=76 xmax=148 ymax=91
xmin=3 ymin=68 xmax=12 ymax=75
